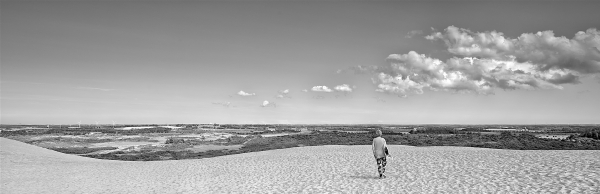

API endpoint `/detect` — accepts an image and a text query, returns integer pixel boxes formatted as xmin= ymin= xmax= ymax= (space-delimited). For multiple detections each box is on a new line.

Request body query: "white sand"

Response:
xmin=1 ymin=137 xmax=599 ymax=193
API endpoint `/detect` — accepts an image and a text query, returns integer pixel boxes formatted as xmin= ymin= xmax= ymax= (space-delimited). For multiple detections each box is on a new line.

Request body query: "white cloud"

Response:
xmin=237 ymin=90 xmax=256 ymax=96
xmin=302 ymin=89 xmax=308 ymax=92
xmin=275 ymin=89 xmax=291 ymax=98
xmin=405 ymin=30 xmax=423 ymax=38
xmin=334 ymin=84 xmax=353 ymax=92
xmin=261 ymin=100 xmax=276 ymax=107
xmin=311 ymin=86 xmax=333 ymax=92
xmin=375 ymin=51 xmax=569 ymax=95
xmin=341 ymin=26 xmax=600 ymax=97
xmin=427 ymin=26 xmax=600 ymax=74
xmin=375 ymin=72 xmax=427 ymax=95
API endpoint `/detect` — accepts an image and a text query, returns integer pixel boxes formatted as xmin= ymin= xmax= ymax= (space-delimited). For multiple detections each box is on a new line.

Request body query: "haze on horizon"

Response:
xmin=1 ymin=1 xmax=599 ymax=125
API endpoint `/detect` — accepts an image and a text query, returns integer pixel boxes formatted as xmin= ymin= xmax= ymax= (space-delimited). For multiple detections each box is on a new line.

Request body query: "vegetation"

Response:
xmin=24 ymin=137 xmax=115 ymax=144
xmin=581 ymin=130 xmax=600 ymax=140
xmin=83 ymin=131 xmax=600 ymax=161
xmin=0 ymin=127 xmax=171 ymax=137
xmin=3 ymin=124 xmax=599 ymax=161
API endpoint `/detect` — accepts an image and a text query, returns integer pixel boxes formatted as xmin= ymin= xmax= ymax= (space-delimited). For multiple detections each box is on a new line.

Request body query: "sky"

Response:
xmin=1 ymin=0 xmax=599 ymax=125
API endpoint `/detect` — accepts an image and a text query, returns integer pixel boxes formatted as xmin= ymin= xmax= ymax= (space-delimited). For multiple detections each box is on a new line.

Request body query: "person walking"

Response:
xmin=372 ymin=130 xmax=390 ymax=179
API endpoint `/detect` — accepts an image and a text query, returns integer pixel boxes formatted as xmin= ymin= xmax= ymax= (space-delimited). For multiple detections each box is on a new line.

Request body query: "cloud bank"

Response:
xmin=311 ymin=86 xmax=333 ymax=92
xmin=426 ymin=26 xmax=600 ymax=73
xmin=365 ymin=26 xmax=599 ymax=96
xmin=237 ymin=90 xmax=256 ymax=96
xmin=334 ymin=84 xmax=353 ymax=92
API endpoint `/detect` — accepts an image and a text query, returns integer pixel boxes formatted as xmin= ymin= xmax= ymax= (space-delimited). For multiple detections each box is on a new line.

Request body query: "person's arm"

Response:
xmin=372 ymin=139 xmax=376 ymax=158
xmin=384 ymin=139 xmax=390 ymax=157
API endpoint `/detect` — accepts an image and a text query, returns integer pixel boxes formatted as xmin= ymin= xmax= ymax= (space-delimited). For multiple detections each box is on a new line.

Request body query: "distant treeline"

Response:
xmin=381 ymin=126 xmax=600 ymax=135
xmin=3 ymin=125 xmax=598 ymax=137
xmin=0 ymin=128 xmax=172 ymax=137
xmin=581 ymin=130 xmax=600 ymax=140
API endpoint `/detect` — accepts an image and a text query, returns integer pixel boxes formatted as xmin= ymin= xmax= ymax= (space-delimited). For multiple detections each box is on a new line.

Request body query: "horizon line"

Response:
xmin=2 ymin=123 xmax=600 ymax=126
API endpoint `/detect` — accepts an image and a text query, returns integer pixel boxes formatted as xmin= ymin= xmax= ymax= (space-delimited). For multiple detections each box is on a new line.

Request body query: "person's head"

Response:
xmin=375 ymin=130 xmax=382 ymax=137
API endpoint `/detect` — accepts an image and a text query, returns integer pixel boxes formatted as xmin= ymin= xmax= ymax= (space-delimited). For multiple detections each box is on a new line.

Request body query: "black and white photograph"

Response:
xmin=1 ymin=0 xmax=599 ymax=193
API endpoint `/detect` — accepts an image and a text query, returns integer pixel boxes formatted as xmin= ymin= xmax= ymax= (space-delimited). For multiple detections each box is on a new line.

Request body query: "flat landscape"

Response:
xmin=2 ymin=137 xmax=599 ymax=193
xmin=2 ymin=125 xmax=599 ymax=162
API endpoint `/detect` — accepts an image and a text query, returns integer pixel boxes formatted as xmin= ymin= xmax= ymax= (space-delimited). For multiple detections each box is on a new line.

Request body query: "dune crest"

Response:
xmin=0 ymin=137 xmax=111 ymax=163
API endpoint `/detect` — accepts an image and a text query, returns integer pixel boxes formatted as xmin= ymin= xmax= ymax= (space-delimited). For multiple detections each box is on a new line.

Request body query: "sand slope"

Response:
xmin=2 ymin=137 xmax=600 ymax=193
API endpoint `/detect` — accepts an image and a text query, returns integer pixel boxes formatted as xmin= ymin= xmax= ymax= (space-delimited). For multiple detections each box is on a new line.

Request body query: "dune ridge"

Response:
xmin=1 ymin=137 xmax=599 ymax=193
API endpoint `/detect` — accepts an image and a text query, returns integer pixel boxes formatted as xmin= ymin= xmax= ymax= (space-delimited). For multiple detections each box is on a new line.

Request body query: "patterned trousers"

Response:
xmin=376 ymin=157 xmax=387 ymax=176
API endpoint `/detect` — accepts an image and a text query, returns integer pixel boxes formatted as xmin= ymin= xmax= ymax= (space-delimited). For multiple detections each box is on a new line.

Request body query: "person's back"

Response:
xmin=371 ymin=130 xmax=390 ymax=179
xmin=372 ymin=137 xmax=387 ymax=159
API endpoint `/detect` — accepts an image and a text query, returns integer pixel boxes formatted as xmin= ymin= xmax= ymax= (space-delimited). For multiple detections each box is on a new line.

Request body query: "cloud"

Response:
xmin=334 ymin=84 xmax=353 ymax=92
xmin=405 ymin=30 xmax=423 ymax=38
xmin=311 ymin=86 xmax=333 ymax=92
xmin=261 ymin=100 xmax=276 ymax=107
xmin=302 ymin=89 xmax=308 ymax=92
xmin=237 ymin=90 xmax=256 ymax=96
xmin=345 ymin=26 xmax=600 ymax=96
xmin=275 ymin=89 xmax=291 ymax=98
xmin=426 ymin=26 xmax=600 ymax=74
xmin=377 ymin=51 xmax=569 ymax=95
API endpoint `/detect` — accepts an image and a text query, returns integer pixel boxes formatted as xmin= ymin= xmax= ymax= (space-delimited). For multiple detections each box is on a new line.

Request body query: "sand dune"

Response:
xmin=2 ymin=137 xmax=599 ymax=193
